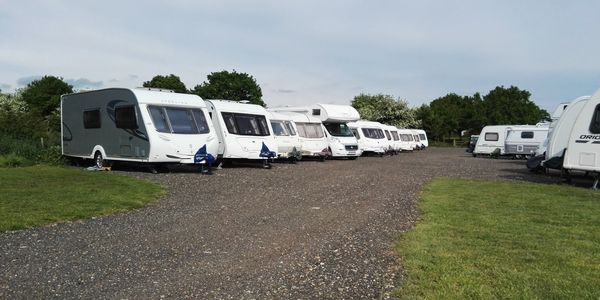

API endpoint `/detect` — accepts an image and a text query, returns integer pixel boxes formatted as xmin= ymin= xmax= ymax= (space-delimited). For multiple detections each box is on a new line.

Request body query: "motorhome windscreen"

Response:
xmin=284 ymin=121 xmax=296 ymax=136
xmin=270 ymin=121 xmax=289 ymax=136
xmin=296 ymin=123 xmax=324 ymax=138
xmin=521 ymin=131 xmax=534 ymax=139
xmin=323 ymin=123 xmax=354 ymax=137
xmin=485 ymin=132 xmax=499 ymax=141
xmin=391 ymin=131 xmax=399 ymax=141
xmin=148 ymin=106 xmax=210 ymax=134
xmin=222 ymin=112 xmax=270 ymax=136
xmin=419 ymin=133 xmax=426 ymax=140
xmin=590 ymin=104 xmax=600 ymax=134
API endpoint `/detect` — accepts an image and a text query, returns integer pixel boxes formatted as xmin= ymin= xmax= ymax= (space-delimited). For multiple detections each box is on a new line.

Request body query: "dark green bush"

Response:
xmin=0 ymin=153 xmax=33 ymax=168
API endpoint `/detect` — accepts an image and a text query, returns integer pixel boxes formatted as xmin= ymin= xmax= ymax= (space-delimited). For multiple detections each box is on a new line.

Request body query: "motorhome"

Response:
xmin=397 ymin=129 xmax=418 ymax=150
xmin=271 ymin=104 xmax=360 ymax=158
xmin=504 ymin=125 xmax=549 ymax=157
xmin=61 ymin=88 xmax=219 ymax=172
xmin=273 ymin=111 xmax=330 ymax=160
xmin=414 ymin=129 xmax=429 ymax=148
xmin=542 ymin=96 xmax=590 ymax=169
xmin=266 ymin=111 xmax=302 ymax=162
xmin=562 ymin=89 xmax=600 ymax=188
xmin=347 ymin=121 xmax=387 ymax=156
xmin=205 ymin=100 xmax=277 ymax=168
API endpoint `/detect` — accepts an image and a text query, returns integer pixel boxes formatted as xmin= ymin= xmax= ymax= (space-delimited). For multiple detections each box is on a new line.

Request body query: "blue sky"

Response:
xmin=1 ymin=1 xmax=599 ymax=111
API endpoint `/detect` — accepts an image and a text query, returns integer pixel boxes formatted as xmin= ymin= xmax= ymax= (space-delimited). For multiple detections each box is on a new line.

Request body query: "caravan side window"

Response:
xmin=115 ymin=106 xmax=138 ymax=129
xmin=419 ymin=133 xmax=426 ymax=140
xmin=590 ymin=104 xmax=600 ymax=134
xmin=485 ymin=132 xmax=499 ymax=141
xmin=521 ymin=131 xmax=534 ymax=139
xmin=83 ymin=109 xmax=101 ymax=129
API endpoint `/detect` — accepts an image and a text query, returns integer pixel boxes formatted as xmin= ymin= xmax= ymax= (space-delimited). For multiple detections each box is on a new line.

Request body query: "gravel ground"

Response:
xmin=0 ymin=148 xmax=590 ymax=299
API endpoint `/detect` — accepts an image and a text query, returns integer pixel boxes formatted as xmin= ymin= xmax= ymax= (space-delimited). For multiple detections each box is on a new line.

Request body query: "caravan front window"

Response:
xmin=419 ymin=133 xmax=426 ymax=140
xmin=384 ymin=130 xmax=391 ymax=140
xmin=284 ymin=121 xmax=297 ymax=136
xmin=351 ymin=128 xmax=360 ymax=139
xmin=590 ymin=104 xmax=600 ymax=134
xmin=148 ymin=106 xmax=210 ymax=134
xmin=221 ymin=112 xmax=270 ymax=136
xmin=115 ymin=106 xmax=138 ymax=129
xmin=271 ymin=121 xmax=289 ymax=136
xmin=361 ymin=128 xmax=385 ymax=139
xmin=296 ymin=123 xmax=324 ymax=138
xmin=391 ymin=131 xmax=399 ymax=141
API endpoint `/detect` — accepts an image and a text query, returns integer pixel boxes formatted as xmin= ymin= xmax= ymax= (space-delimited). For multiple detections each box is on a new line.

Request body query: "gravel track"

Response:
xmin=0 ymin=148 xmax=584 ymax=299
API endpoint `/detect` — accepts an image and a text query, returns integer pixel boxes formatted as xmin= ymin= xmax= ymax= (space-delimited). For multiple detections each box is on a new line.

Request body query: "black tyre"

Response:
xmin=94 ymin=151 xmax=105 ymax=168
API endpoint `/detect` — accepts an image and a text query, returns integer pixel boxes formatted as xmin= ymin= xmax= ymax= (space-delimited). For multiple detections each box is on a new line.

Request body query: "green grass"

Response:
xmin=395 ymin=178 xmax=600 ymax=299
xmin=0 ymin=165 xmax=165 ymax=232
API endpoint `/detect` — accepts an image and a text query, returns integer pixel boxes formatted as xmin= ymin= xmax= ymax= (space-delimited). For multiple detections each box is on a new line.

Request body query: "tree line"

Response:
xmin=0 ymin=69 xmax=549 ymax=165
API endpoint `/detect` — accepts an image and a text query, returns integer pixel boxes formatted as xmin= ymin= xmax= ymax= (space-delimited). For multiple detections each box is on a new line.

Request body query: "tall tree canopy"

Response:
xmin=482 ymin=86 xmax=549 ymax=125
xmin=20 ymin=76 xmax=73 ymax=117
xmin=192 ymin=70 xmax=265 ymax=106
xmin=142 ymin=74 xmax=187 ymax=93
xmin=418 ymin=86 xmax=549 ymax=141
xmin=351 ymin=93 xmax=419 ymax=128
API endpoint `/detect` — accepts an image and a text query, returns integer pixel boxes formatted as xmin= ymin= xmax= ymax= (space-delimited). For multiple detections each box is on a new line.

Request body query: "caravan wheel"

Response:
xmin=94 ymin=151 xmax=105 ymax=168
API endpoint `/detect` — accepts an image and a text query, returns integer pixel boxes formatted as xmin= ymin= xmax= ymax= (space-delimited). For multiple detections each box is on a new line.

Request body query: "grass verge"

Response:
xmin=0 ymin=165 xmax=165 ymax=232
xmin=395 ymin=178 xmax=600 ymax=299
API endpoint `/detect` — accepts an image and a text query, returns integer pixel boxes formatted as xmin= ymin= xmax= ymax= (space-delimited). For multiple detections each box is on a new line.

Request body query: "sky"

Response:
xmin=1 ymin=1 xmax=599 ymax=112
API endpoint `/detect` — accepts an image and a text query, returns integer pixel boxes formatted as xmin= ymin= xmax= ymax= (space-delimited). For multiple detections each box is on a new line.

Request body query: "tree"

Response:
xmin=351 ymin=93 xmax=419 ymax=128
xmin=142 ymin=74 xmax=187 ymax=93
xmin=20 ymin=76 xmax=73 ymax=117
xmin=192 ymin=70 xmax=265 ymax=106
xmin=482 ymin=86 xmax=549 ymax=125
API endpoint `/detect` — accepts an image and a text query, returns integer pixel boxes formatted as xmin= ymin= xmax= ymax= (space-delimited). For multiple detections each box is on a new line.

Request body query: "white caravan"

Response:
xmin=398 ymin=129 xmax=418 ymax=150
xmin=348 ymin=121 xmax=387 ymax=155
xmin=563 ymin=89 xmax=600 ymax=188
xmin=205 ymin=100 xmax=277 ymax=168
xmin=411 ymin=129 xmax=425 ymax=150
xmin=414 ymin=129 xmax=429 ymax=148
xmin=271 ymin=104 xmax=360 ymax=158
xmin=61 ymin=88 xmax=219 ymax=173
xmin=473 ymin=125 xmax=514 ymax=155
xmin=542 ymin=96 xmax=590 ymax=169
xmin=384 ymin=125 xmax=402 ymax=153
xmin=275 ymin=111 xmax=330 ymax=160
xmin=266 ymin=111 xmax=303 ymax=162
xmin=504 ymin=125 xmax=549 ymax=157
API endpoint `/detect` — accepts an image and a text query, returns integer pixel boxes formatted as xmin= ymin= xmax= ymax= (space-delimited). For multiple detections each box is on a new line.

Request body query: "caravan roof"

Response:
xmin=271 ymin=104 xmax=360 ymax=122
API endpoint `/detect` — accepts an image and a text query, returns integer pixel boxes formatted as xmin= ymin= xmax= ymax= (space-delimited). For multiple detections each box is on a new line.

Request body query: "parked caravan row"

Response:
xmin=472 ymin=123 xmax=549 ymax=157
xmin=61 ymin=88 xmax=429 ymax=172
